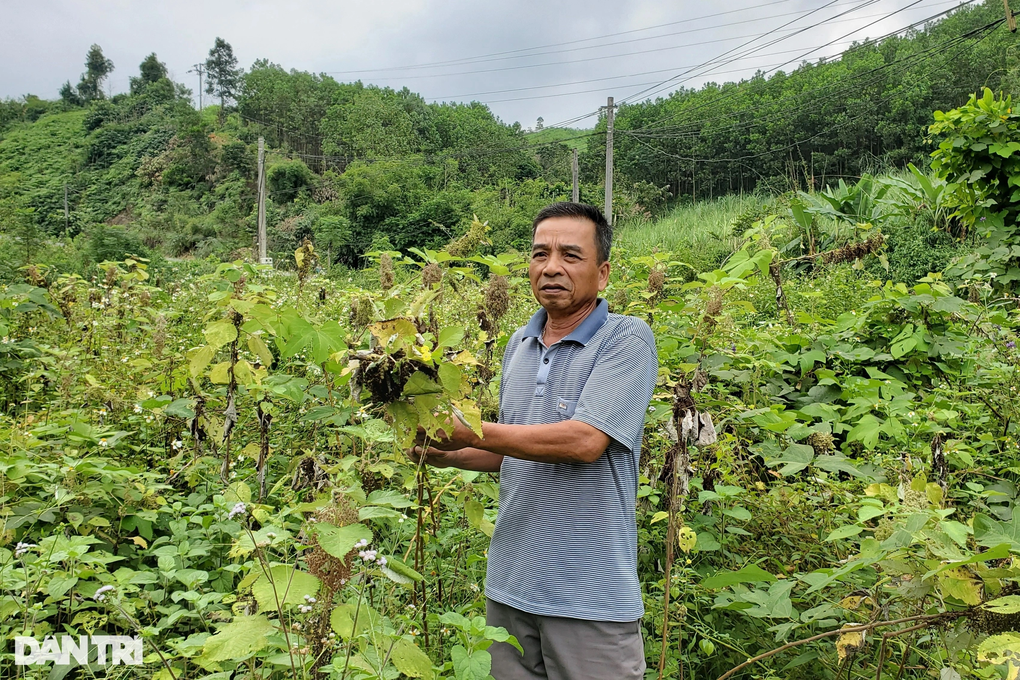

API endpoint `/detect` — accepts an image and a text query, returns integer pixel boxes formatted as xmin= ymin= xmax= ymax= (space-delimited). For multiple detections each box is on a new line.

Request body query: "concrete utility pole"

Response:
xmin=1004 ymin=0 xmax=1017 ymax=31
xmin=189 ymin=63 xmax=206 ymax=109
xmin=256 ymin=137 xmax=269 ymax=264
xmin=572 ymin=148 xmax=579 ymax=203
xmin=604 ymin=96 xmax=614 ymax=225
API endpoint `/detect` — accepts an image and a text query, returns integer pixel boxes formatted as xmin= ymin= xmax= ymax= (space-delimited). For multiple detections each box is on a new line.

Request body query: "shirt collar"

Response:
xmin=521 ymin=298 xmax=609 ymax=346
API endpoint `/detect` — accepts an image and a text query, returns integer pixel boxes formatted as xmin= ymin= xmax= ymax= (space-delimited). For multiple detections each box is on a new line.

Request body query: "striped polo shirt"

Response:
xmin=485 ymin=298 xmax=658 ymax=622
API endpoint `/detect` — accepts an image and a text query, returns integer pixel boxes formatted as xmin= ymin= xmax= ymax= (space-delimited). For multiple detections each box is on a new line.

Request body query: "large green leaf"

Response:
xmin=200 ymin=615 xmax=275 ymax=662
xmin=251 ymin=565 xmax=320 ymax=611
xmin=281 ymin=318 xmax=347 ymax=364
xmin=974 ymin=506 xmax=1020 ymax=552
xmin=390 ymin=638 xmax=435 ymax=679
xmin=204 ymin=321 xmax=237 ymax=349
xmin=451 ymin=646 xmax=491 ymax=680
xmin=313 ymin=522 xmax=373 ymax=560
xmin=703 ymin=564 xmax=777 ymax=589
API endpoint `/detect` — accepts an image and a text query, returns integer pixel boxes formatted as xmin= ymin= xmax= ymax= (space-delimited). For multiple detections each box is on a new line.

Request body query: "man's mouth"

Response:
xmin=541 ymin=284 xmax=567 ymax=292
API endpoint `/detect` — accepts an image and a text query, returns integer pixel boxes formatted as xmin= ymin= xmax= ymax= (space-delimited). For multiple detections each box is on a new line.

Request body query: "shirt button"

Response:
xmin=543 ymin=357 xmax=549 ymax=364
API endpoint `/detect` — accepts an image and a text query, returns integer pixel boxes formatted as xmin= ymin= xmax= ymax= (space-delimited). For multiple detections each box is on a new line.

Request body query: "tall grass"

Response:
xmin=615 ymin=193 xmax=766 ymax=269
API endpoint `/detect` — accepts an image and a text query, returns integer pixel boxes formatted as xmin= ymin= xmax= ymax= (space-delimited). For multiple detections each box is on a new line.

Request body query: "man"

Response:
xmin=412 ymin=202 xmax=658 ymax=679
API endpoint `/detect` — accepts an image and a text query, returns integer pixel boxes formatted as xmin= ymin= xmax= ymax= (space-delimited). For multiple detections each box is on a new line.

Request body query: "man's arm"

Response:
xmin=419 ymin=419 xmax=611 ymax=465
xmin=413 ymin=445 xmax=504 ymax=472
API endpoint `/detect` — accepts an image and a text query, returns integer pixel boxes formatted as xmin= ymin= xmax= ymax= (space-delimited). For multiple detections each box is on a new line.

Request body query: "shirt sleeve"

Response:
xmin=571 ymin=322 xmax=658 ymax=452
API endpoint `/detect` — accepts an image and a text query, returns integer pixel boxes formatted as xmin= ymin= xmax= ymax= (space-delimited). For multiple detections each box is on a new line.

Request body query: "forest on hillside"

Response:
xmin=0 ymin=0 xmax=1017 ymax=275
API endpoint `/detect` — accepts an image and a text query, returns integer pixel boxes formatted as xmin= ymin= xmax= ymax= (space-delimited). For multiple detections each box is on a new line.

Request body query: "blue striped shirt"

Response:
xmin=485 ymin=298 xmax=658 ymax=622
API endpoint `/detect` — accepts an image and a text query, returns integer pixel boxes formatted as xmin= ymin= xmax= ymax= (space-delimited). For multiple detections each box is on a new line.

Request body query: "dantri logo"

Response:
xmin=14 ymin=636 xmax=143 ymax=666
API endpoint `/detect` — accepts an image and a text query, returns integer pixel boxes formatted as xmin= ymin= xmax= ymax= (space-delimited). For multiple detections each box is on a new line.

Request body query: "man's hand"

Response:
xmin=407 ymin=444 xmax=459 ymax=469
xmin=414 ymin=414 xmax=481 ymax=452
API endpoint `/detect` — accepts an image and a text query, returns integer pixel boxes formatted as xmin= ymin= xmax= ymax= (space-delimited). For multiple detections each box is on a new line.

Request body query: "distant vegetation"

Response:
xmin=0 ymin=1 xmax=1016 ymax=272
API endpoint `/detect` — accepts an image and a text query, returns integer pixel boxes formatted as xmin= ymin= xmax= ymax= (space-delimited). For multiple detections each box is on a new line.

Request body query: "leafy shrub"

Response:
xmin=86 ymin=224 xmax=148 ymax=262
xmin=267 ymin=159 xmax=315 ymax=203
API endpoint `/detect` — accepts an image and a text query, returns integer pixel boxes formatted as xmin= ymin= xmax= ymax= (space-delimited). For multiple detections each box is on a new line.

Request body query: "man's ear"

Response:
xmin=598 ymin=261 xmax=611 ymax=291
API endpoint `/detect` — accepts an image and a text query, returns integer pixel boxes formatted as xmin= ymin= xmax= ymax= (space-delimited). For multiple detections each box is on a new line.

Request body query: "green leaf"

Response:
xmin=451 ymin=645 xmax=492 ymax=680
xmin=313 ymin=522 xmax=373 ymax=560
xmin=247 ymin=335 xmax=274 ymax=367
xmin=189 ymin=345 xmax=217 ymax=378
xmin=200 ymin=615 xmax=274 ymax=662
xmin=204 ymin=321 xmax=237 ymax=349
xmin=846 ymin=415 xmax=882 ymax=449
xmin=825 ymin=525 xmax=863 ymax=542
xmin=857 ymin=506 xmax=885 ymax=522
xmin=768 ymin=443 xmax=814 ymax=476
xmin=438 ymin=326 xmax=465 ymax=348
xmin=380 ymin=555 xmax=424 ymax=584
xmin=465 ymin=499 xmax=495 ymax=537
xmin=815 ymin=455 xmax=868 ymax=478
xmin=367 ymin=489 xmax=415 ymax=508
xmin=403 ymin=371 xmax=443 ymax=396
xmin=438 ymin=362 xmax=464 ymax=396
xmin=282 ymin=318 xmax=347 ymax=364
xmin=984 ymin=595 xmax=1020 ymax=615
xmin=974 ymin=506 xmax=1020 ymax=552
xmin=724 ymin=506 xmax=752 ymax=521
xmin=390 ymin=638 xmax=435 ymax=679
xmin=250 ymin=565 xmax=320 ymax=612
xmin=46 ymin=576 xmax=78 ymax=598
xmin=703 ymin=564 xmax=777 ymax=589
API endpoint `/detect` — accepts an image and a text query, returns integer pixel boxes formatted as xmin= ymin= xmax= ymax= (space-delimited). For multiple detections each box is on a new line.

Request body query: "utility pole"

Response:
xmin=604 ymin=96 xmax=614 ymax=225
xmin=256 ymin=137 xmax=269 ymax=265
xmin=189 ymin=63 xmax=206 ymax=109
xmin=572 ymin=148 xmax=579 ymax=203
xmin=1004 ymin=0 xmax=1017 ymax=32
xmin=63 ymin=183 xmax=69 ymax=236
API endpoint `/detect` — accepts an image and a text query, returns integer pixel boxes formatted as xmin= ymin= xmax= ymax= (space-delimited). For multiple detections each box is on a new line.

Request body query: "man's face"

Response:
xmin=529 ymin=216 xmax=610 ymax=318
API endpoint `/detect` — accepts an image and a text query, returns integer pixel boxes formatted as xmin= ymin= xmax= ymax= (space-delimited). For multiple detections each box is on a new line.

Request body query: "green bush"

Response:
xmin=267 ymin=159 xmax=315 ymax=203
xmin=86 ymin=224 xmax=149 ymax=262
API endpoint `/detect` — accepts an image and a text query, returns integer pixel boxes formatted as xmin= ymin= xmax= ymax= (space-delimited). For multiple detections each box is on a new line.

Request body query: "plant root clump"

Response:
xmin=967 ymin=607 xmax=1020 ymax=634
xmin=359 ymin=354 xmax=417 ymax=404
xmin=807 ymin=432 xmax=835 ymax=454
xmin=445 ymin=217 xmax=489 ymax=257
xmin=821 ymin=233 xmax=885 ymax=264
xmin=484 ymin=274 xmax=510 ymax=321
xmin=422 ymin=262 xmax=443 ymax=289
xmin=350 ymin=297 xmax=374 ymax=328
xmin=379 ymin=253 xmax=395 ymax=290
xmin=648 ymin=268 xmax=666 ymax=298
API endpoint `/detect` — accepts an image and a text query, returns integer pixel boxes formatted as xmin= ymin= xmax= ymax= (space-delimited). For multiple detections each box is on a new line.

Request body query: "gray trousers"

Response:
xmin=486 ymin=598 xmax=647 ymax=680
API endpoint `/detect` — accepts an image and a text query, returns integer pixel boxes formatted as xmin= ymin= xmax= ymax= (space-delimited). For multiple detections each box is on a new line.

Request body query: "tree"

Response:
xmin=205 ymin=38 xmax=243 ymax=121
xmin=130 ymin=53 xmax=168 ymax=94
xmin=536 ymin=116 xmax=544 ymax=130
xmin=76 ymin=44 xmax=114 ymax=102
xmin=58 ymin=81 xmax=83 ymax=108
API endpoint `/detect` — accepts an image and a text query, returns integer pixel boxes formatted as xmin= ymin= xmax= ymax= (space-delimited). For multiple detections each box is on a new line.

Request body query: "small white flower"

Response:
xmin=227 ymin=502 xmax=246 ymax=520
xmin=14 ymin=542 xmax=37 ymax=558
xmin=94 ymin=585 xmax=115 ymax=602
xmin=377 ymin=556 xmax=387 ymax=567
xmin=133 ymin=404 xmax=142 ymax=414
xmin=98 ymin=438 xmax=109 ymax=448
xmin=172 ymin=440 xmax=183 ymax=451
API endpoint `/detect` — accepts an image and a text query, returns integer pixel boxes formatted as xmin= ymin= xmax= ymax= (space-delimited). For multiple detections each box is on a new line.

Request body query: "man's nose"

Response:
xmin=542 ymin=253 xmax=566 ymax=275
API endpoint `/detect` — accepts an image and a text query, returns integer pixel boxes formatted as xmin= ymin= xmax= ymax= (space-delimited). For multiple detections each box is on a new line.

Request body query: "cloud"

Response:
xmin=0 ymin=0 xmax=943 ymax=128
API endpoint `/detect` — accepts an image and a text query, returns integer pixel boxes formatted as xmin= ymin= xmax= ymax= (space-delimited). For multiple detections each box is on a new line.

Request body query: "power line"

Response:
xmin=622 ymin=0 xmax=980 ymax=134
xmin=618 ymin=0 xmax=882 ymax=106
xmin=321 ymin=0 xmax=800 ymax=75
xmin=347 ymin=1 xmax=884 ymax=78
xmin=617 ymin=18 xmax=1002 ymax=166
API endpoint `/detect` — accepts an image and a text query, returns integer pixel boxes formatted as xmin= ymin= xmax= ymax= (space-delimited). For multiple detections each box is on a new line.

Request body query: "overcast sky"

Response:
xmin=0 ymin=0 xmax=968 ymax=129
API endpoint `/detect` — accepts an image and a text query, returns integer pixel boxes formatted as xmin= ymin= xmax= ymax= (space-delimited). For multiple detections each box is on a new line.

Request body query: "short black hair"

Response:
xmin=531 ymin=202 xmax=612 ymax=264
